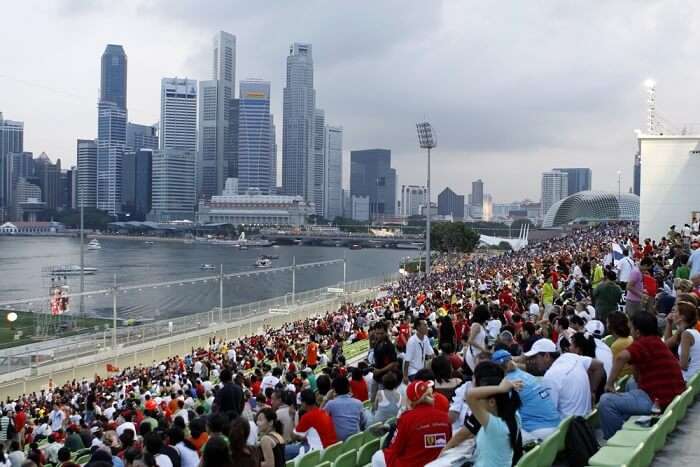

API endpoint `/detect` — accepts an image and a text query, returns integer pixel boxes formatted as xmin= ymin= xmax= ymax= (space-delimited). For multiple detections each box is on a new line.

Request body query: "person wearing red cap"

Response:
xmin=372 ymin=380 xmax=451 ymax=467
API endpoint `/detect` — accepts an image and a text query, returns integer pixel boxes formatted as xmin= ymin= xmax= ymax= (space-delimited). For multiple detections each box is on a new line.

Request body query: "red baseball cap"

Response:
xmin=406 ymin=380 xmax=433 ymax=402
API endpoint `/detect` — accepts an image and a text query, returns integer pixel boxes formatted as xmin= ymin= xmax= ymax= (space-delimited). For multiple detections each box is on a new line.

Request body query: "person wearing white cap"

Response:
xmin=522 ymin=338 xmax=605 ymax=418
xmin=584 ymin=320 xmax=614 ymax=376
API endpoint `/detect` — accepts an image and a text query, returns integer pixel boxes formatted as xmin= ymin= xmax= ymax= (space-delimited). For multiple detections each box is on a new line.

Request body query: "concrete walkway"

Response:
xmin=652 ymin=397 xmax=700 ymax=466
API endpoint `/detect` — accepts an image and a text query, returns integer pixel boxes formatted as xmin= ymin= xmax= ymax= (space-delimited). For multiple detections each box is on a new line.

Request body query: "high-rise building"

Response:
xmin=33 ymin=152 xmax=62 ymax=210
xmin=77 ymin=139 xmax=97 ymax=208
xmin=282 ymin=43 xmax=316 ymax=200
xmin=311 ymin=108 xmax=325 ymax=215
xmin=160 ymin=78 xmax=197 ymax=151
xmin=150 ymin=149 xmax=196 ymax=221
xmin=471 ymin=179 xmax=484 ymax=207
xmin=121 ymin=149 xmax=152 ymax=219
xmin=237 ymin=79 xmax=275 ymax=194
xmin=633 ymin=149 xmax=641 ymax=196
xmin=553 ymin=167 xmax=592 ymax=195
xmin=62 ymin=167 xmax=74 ymax=210
xmin=323 ymin=125 xmax=343 ymax=220
xmin=197 ymin=31 xmax=236 ymax=199
xmin=2 ymin=152 xmax=33 ymax=220
xmin=350 ymin=149 xmax=396 ymax=219
xmin=541 ymin=170 xmax=569 ymax=217
xmin=401 ymin=185 xmax=427 ymax=218
xmin=0 ymin=113 xmax=24 ymax=221
xmin=97 ymin=44 xmax=128 ymax=216
xmin=437 ymin=187 xmax=465 ymax=219
xmin=126 ymin=122 xmax=158 ymax=151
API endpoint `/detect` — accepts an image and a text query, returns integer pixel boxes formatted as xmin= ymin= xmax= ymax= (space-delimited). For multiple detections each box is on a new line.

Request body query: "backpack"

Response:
xmin=564 ymin=416 xmax=599 ymax=467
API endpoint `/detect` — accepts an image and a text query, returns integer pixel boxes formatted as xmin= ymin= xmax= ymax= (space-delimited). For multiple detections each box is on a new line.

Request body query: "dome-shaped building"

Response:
xmin=542 ymin=190 xmax=639 ymax=228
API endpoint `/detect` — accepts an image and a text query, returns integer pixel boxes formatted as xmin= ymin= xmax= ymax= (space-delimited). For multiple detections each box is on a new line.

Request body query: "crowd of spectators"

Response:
xmin=0 ymin=221 xmax=699 ymax=467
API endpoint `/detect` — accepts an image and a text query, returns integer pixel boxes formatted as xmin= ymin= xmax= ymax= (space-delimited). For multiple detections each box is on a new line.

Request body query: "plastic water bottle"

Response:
xmin=651 ymin=398 xmax=661 ymax=417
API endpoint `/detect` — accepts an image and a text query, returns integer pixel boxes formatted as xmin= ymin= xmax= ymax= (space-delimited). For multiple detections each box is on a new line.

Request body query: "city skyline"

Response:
xmin=2 ymin=1 xmax=697 ymax=201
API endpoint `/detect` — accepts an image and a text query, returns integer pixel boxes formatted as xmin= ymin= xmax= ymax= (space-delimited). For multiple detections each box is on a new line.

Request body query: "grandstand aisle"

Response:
xmin=652 ymin=401 xmax=700 ymax=465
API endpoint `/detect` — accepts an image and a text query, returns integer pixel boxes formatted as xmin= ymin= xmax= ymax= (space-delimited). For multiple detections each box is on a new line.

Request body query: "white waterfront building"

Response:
xmin=198 ymin=178 xmax=313 ymax=226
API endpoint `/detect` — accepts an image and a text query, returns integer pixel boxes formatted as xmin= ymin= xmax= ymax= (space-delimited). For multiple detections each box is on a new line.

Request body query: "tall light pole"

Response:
xmin=617 ymin=170 xmax=622 ymax=200
xmin=79 ymin=178 xmax=85 ymax=319
xmin=416 ymin=122 xmax=437 ymax=276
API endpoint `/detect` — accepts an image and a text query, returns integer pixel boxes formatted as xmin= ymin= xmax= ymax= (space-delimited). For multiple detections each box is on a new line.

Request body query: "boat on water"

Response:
xmin=50 ymin=265 xmax=98 ymax=275
xmin=350 ymin=244 xmax=362 ymax=250
xmin=261 ymin=254 xmax=279 ymax=260
xmin=144 ymin=241 xmax=155 ymax=245
xmin=87 ymin=239 xmax=102 ymax=250
xmin=240 ymin=245 xmax=248 ymax=250
xmin=210 ymin=232 xmax=272 ymax=247
xmin=200 ymin=264 xmax=216 ymax=271
xmin=255 ymin=257 xmax=272 ymax=268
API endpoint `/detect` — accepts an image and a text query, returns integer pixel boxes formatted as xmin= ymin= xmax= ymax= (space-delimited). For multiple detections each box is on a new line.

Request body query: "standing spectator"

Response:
xmin=371 ymin=322 xmax=399 ymax=402
xmin=212 ymin=368 xmax=243 ymax=419
xmin=403 ymin=319 xmax=435 ymax=384
xmin=600 ymin=311 xmax=686 ymax=439
xmin=592 ymin=271 xmax=623 ymax=324
xmin=323 ymin=376 xmax=366 ymax=441
xmin=465 ymin=305 xmax=489 ymax=372
xmin=624 ymin=258 xmax=644 ymax=316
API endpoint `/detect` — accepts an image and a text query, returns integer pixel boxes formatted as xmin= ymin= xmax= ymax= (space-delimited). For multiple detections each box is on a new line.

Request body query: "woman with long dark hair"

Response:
xmin=201 ymin=436 xmax=235 ymax=467
xmin=466 ymin=361 xmax=523 ymax=467
xmin=256 ymin=408 xmax=285 ymax=467
xmin=228 ymin=416 xmax=259 ymax=467
xmin=465 ymin=305 xmax=490 ymax=371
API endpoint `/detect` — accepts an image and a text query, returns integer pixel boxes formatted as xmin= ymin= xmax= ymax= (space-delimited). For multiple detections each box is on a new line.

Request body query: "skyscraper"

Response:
xmin=282 ymin=43 xmax=315 ymax=200
xmin=552 ymin=167 xmax=592 ymax=195
xmin=437 ymin=187 xmax=465 ymax=219
xmin=126 ymin=122 xmax=158 ymax=151
xmin=160 ymin=78 xmax=197 ymax=151
xmin=197 ymin=31 xmax=236 ymax=199
xmin=323 ymin=125 xmax=343 ymax=220
xmin=401 ymin=185 xmax=427 ymax=218
xmin=0 ymin=113 xmax=24 ymax=221
xmin=3 ymin=151 xmax=34 ymax=220
xmin=350 ymin=149 xmax=396 ymax=219
xmin=121 ymin=149 xmax=152 ymax=219
xmin=471 ymin=179 xmax=484 ymax=207
xmin=97 ymin=44 xmax=128 ymax=216
xmin=311 ymin=108 xmax=325 ymax=215
xmin=34 ymin=152 xmax=62 ymax=211
xmin=541 ymin=170 xmax=568 ymax=217
xmin=238 ymin=79 xmax=275 ymax=194
xmin=77 ymin=139 xmax=97 ymax=209
xmin=150 ymin=149 xmax=196 ymax=221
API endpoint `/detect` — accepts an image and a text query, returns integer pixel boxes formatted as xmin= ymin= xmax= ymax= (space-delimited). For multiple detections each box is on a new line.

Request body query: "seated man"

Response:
xmin=492 ymin=350 xmax=560 ymax=442
xmin=322 ymin=376 xmax=366 ymax=441
xmin=287 ymin=389 xmax=337 ymax=459
xmin=599 ymin=311 xmax=685 ymax=439
xmin=522 ymin=338 xmax=605 ymax=418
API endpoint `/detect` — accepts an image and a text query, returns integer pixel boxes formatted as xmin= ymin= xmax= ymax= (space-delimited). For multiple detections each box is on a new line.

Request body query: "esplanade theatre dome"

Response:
xmin=542 ymin=190 xmax=640 ymax=228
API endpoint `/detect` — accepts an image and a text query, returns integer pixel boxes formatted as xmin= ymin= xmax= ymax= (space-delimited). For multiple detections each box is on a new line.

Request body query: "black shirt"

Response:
xmin=372 ymin=340 xmax=398 ymax=382
xmin=213 ymin=382 xmax=244 ymax=418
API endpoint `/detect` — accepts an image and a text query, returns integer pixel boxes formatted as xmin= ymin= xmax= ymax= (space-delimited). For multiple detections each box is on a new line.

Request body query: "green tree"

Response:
xmin=332 ymin=217 xmax=369 ymax=233
xmin=430 ymin=222 xmax=480 ymax=252
xmin=498 ymin=241 xmax=513 ymax=251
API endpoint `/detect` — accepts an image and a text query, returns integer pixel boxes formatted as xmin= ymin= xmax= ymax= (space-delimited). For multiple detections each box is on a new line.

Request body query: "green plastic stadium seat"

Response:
xmin=585 ymin=408 xmax=600 ymax=429
xmin=362 ymin=399 xmax=373 ymax=409
xmin=556 ymin=416 xmax=574 ymax=452
xmin=317 ymin=463 xmax=331 ymax=467
xmin=588 ymin=443 xmax=643 ymax=467
xmin=515 ymin=446 xmax=540 ymax=467
xmin=321 ymin=441 xmax=344 ymax=464
xmin=286 ymin=460 xmax=295 ymax=467
xmin=363 ymin=422 xmax=383 ymax=443
xmin=356 ymin=438 xmax=380 ymax=466
xmin=334 ymin=449 xmax=357 ymax=467
xmin=297 ymin=449 xmax=321 ymax=467
xmin=536 ymin=428 xmax=560 ymax=467
xmin=344 ymin=431 xmax=366 ymax=454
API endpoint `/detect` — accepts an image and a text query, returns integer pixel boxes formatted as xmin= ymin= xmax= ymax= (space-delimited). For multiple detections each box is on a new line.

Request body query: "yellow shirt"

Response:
xmin=610 ymin=336 xmax=634 ymax=378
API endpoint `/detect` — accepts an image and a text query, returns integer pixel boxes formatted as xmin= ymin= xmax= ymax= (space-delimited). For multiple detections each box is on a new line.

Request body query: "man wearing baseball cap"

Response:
xmin=522 ymin=338 xmax=605 ymax=418
xmin=491 ymin=350 xmax=560 ymax=442
xmin=373 ymin=380 xmax=451 ymax=467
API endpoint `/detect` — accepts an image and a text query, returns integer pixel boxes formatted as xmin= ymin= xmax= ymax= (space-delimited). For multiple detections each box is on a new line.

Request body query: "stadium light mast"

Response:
xmin=416 ymin=122 xmax=436 ymax=276
xmin=644 ymin=79 xmax=657 ymax=134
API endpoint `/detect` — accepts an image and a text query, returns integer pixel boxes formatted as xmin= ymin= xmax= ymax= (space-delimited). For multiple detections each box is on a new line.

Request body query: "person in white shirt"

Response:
xmin=616 ymin=251 xmax=635 ymax=285
xmin=402 ymin=318 xmax=434 ymax=384
xmin=528 ymin=297 xmax=540 ymax=320
xmin=48 ymin=405 xmax=65 ymax=432
xmin=523 ymin=338 xmax=605 ymax=418
xmin=261 ymin=367 xmax=283 ymax=393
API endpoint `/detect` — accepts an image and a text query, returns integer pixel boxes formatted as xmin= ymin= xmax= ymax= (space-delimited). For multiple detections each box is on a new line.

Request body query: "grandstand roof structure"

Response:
xmin=542 ymin=190 xmax=639 ymax=228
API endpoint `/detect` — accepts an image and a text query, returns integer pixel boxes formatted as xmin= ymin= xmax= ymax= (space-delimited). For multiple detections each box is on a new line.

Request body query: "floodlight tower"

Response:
xmin=645 ymin=79 xmax=657 ymax=134
xmin=416 ymin=122 xmax=436 ymax=276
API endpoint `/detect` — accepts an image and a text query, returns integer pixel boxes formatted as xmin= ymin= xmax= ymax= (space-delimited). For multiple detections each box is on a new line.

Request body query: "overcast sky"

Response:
xmin=2 ymin=0 xmax=699 ymax=203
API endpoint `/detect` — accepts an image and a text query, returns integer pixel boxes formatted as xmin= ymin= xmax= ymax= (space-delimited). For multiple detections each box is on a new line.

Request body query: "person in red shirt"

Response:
xmin=306 ymin=339 xmax=319 ymax=369
xmin=600 ymin=311 xmax=685 ymax=439
xmin=292 ymin=389 xmax=337 ymax=454
xmin=349 ymin=367 xmax=369 ymax=402
xmin=377 ymin=380 xmax=451 ymax=467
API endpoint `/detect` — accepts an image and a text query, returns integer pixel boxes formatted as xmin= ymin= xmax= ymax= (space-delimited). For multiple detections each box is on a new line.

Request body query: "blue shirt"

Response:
xmin=689 ymin=249 xmax=700 ymax=279
xmin=474 ymin=414 xmax=513 ymax=467
xmin=324 ymin=394 xmax=366 ymax=441
xmin=506 ymin=368 xmax=560 ymax=432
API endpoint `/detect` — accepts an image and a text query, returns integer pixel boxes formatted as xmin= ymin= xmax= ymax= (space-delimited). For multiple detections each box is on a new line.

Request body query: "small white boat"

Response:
xmin=240 ymin=245 xmax=248 ymax=251
xmin=255 ymin=257 xmax=272 ymax=268
xmin=87 ymin=239 xmax=102 ymax=250
xmin=144 ymin=241 xmax=155 ymax=245
xmin=200 ymin=264 xmax=216 ymax=271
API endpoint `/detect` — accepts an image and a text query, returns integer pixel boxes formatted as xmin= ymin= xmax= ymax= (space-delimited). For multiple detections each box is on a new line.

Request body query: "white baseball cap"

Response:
xmin=585 ymin=320 xmax=605 ymax=338
xmin=523 ymin=338 xmax=557 ymax=357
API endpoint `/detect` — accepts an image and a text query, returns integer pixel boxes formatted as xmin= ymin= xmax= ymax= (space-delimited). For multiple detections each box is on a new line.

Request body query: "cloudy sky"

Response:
xmin=2 ymin=0 xmax=699 ymax=203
